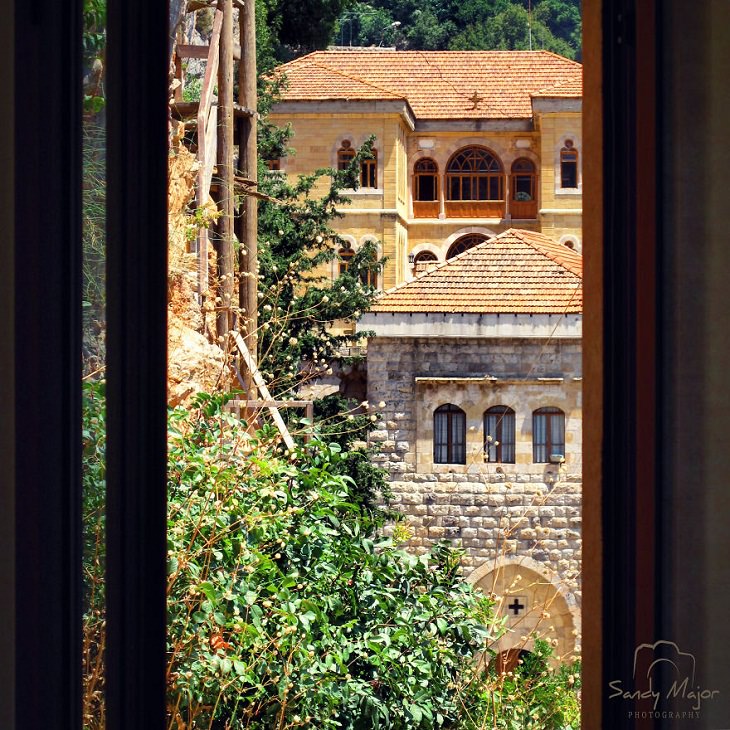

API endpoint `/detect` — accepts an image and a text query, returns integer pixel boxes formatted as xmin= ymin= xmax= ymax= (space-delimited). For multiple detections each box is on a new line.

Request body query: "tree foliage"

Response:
xmin=261 ymin=0 xmax=582 ymax=60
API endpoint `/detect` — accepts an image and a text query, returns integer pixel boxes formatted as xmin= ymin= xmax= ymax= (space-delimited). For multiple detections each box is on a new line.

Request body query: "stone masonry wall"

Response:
xmin=365 ymin=336 xmax=582 ymax=617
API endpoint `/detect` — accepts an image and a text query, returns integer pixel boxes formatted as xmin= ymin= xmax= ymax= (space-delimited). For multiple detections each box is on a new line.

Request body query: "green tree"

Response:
xmin=448 ymin=4 xmax=576 ymax=58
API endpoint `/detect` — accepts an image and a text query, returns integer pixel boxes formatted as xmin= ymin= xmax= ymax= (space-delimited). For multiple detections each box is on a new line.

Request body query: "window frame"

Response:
xmin=337 ymin=140 xmax=355 ymax=170
xmin=433 ymin=404 xmax=467 ymax=465
xmin=484 ymin=406 xmax=516 ymax=464
xmin=560 ymin=144 xmax=579 ymax=189
xmin=445 ymin=146 xmax=504 ymax=202
xmin=532 ymin=407 xmax=566 ymax=463
xmin=446 ymin=233 xmax=489 ymax=259
xmin=413 ymin=157 xmax=439 ymax=202
xmin=360 ymin=149 xmax=377 ymax=189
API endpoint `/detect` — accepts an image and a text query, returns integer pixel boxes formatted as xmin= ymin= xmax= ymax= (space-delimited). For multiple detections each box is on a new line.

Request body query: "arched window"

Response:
xmin=511 ymin=157 xmax=537 ymax=218
xmin=532 ymin=407 xmax=566 ymax=463
xmin=560 ymin=141 xmax=579 ymax=188
xmin=338 ymin=241 xmax=355 ymax=276
xmin=338 ymin=242 xmax=378 ymax=288
xmin=413 ymin=250 xmax=439 ymax=274
xmin=414 ymin=158 xmax=438 ymax=201
xmin=446 ymin=233 xmax=489 ymax=259
xmin=445 ymin=147 xmax=504 ymax=217
xmin=433 ymin=404 xmax=466 ymax=464
xmin=484 ymin=406 xmax=515 ymax=463
xmin=360 ymin=149 xmax=377 ymax=188
xmin=337 ymin=140 xmax=355 ymax=170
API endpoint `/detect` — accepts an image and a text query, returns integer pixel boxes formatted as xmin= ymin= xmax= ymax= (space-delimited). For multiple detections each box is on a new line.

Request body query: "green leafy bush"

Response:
xmin=460 ymin=638 xmax=581 ymax=730
xmin=166 ymin=393 xmax=498 ymax=729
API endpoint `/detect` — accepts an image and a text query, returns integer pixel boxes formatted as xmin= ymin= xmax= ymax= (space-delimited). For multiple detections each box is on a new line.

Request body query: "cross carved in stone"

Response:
xmin=508 ymin=597 xmax=526 ymax=616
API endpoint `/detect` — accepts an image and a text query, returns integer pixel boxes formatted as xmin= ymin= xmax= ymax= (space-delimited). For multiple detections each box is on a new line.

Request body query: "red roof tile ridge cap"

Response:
xmin=507 ymin=228 xmax=583 ymax=278
xmin=530 ymin=49 xmax=583 ymax=67
xmin=531 ymin=77 xmax=583 ymax=98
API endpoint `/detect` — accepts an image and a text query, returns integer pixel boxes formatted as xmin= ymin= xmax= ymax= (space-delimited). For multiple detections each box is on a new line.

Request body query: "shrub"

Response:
xmin=166 ymin=393 xmax=498 ymax=729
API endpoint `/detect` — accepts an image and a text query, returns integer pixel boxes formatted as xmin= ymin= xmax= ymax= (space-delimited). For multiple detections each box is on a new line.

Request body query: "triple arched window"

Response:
xmin=446 ymin=147 xmax=503 ymax=201
xmin=431 ymin=404 xmax=566 ymax=464
xmin=412 ymin=147 xmax=540 ymax=219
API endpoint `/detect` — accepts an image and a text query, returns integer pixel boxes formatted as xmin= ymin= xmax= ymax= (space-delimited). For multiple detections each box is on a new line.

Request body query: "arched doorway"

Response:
xmin=468 ymin=558 xmax=580 ymax=665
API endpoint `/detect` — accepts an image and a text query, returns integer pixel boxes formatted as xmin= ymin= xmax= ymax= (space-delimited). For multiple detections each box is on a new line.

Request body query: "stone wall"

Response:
xmin=365 ymin=335 xmax=582 ymax=657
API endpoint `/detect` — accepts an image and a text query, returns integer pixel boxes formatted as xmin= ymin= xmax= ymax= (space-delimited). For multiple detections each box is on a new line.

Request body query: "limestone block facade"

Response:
xmin=364 ymin=335 xmax=582 ymax=660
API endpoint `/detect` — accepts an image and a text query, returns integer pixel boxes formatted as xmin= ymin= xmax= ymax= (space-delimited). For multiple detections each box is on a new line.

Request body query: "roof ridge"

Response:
xmin=303 ymin=59 xmax=405 ymax=99
xmin=506 ymin=229 xmax=583 ymax=278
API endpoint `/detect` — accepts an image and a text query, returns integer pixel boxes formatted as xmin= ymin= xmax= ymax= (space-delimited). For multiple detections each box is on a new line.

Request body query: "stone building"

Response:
xmin=357 ymin=228 xmax=582 ymax=663
xmin=270 ymin=50 xmax=584 ymax=664
xmin=269 ymin=48 xmax=583 ymax=291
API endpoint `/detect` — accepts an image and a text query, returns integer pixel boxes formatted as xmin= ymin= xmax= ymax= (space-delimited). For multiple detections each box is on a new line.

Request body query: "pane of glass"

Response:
xmin=452 ymin=412 xmax=465 ymax=463
xmin=551 ymin=413 xmax=566 ymax=456
xmin=561 ymin=161 xmax=578 ymax=188
xmin=418 ymin=175 xmax=436 ymax=201
xmin=434 ymin=412 xmax=447 ymax=462
xmin=503 ymin=412 xmax=515 ymax=463
xmin=534 ymin=414 xmax=546 ymax=461
xmin=82 ymin=0 xmax=107 ymax=725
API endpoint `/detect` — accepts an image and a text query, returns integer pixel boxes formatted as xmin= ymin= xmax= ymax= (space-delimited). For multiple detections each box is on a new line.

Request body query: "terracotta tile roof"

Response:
xmin=273 ymin=49 xmax=582 ymax=120
xmin=370 ymin=229 xmax=583 ymax=314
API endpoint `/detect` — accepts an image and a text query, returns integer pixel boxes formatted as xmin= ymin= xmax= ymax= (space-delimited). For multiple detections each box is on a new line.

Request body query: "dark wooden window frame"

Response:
xmin=413 ymin=157 xmax=439 ymax=201
xmin=446 ymin=233 xmax=489 ymax=259
xmin=560 ymin=144 xmax=579 ymax=189
xmin=10 ymin=2 xmax=730 ymax=728
xmin=433 ymin=404 xmax=466 ymax=465
xmin=532 ymin=407 xmax=566 ymax=463
xmin=446 ymin=146 xmax=504 ymax=202
xmin=483 ymin=406 xmax=516 ymax=464
xmin=360 ymin=149 xmax=377 ymax=189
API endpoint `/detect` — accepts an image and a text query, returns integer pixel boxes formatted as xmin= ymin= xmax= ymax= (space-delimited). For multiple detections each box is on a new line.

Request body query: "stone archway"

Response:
xmin=468 ymin=556 xmax=580 ymax=665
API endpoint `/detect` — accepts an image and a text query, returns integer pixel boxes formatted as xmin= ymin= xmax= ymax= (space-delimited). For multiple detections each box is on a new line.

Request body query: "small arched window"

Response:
xmin=413 ymin=250 xmax=439 ymax=274
xmin=511 ymin=158 xmax=536 ymax=198
xmin=360 ymin=149 xmax=377 ymax=188
xmin=532 ymin=407 xmax=566 ymax=463
xmin=414 ymin=158 xmax=438 ymax=201
xmin=338 ymin=242 xmax=378 ymax=288
xmin=338 ymin=242 xmax=355 ymax=276
xmin=446 ymin=147 xmax=503 ymax=202
xmin=560 ymin=141 xmax=579 ymax=188
xmin=484 ymin=406 xmax=515 ymax=463
xmin=446 ymin=234 xmax=489 ymax=259
xmin=337 ymin=140 xmax=355 ymax=170
xmin=434 ymin=404 xmax=466 ymax=464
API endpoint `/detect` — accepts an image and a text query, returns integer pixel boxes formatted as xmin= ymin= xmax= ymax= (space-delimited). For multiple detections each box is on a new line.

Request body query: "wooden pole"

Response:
xmin=214 ymin=0 xmax=235 ymax=338
xmin=238 ymin=0 xmax=258 ymax=378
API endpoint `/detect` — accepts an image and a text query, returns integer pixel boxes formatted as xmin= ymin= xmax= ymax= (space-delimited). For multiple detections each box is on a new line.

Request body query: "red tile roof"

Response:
xmin=273 ymin=49 xmax=582 ymax=120
xmin=370 ymin=229 xmax=583 ymax=314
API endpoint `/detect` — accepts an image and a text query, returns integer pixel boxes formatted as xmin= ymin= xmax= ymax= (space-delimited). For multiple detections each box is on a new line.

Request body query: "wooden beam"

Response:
xmin=214 ymin=0 xmax=235 ymax=338
xmin=176 ymin=43 xmax=241 ymax=60
xmin=230 ymin=332 xmax=296 ymax=450
xmin=237 ymin=0 xmax=258 ymax=382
